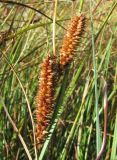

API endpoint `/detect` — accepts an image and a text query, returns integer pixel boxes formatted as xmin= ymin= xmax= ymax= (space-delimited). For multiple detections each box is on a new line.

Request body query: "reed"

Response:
xmin=60 ymin=15 xmax=86 ymax=67
xmin=35 ymin=55 xmax=56 ymax=146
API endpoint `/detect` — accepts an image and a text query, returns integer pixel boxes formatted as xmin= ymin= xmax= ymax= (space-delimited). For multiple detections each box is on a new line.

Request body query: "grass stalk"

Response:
xmin=90 ymin=0 xmax=101 ymax=155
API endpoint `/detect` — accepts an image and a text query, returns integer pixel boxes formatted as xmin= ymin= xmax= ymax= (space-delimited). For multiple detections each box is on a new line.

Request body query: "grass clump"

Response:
xmin=0 ymin=1 xmax=117 ymax=160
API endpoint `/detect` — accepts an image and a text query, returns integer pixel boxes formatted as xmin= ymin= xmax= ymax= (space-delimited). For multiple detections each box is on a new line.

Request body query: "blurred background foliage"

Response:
xmin=0 ymin=0 xmax=117 ymax=160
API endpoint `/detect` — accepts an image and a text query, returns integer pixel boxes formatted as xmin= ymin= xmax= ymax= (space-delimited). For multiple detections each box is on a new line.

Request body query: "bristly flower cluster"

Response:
xmin=35 ymin=55 xmax=55 ymax=146
xmin=35 ymin=15 xmax=86 ymax=147
xmin=60 ymin=15 xmax=86 ymax=67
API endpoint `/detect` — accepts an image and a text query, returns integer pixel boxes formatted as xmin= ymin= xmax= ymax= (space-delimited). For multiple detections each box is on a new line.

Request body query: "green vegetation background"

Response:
xmin=0 ymin=1 xmax=117 ymax=160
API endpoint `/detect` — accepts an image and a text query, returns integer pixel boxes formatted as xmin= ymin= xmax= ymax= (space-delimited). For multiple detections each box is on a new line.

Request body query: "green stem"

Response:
xmin=79 ymin=0 xmax=84 ymax=13
xmin=90 ymin=0 xmax=101 ymax=155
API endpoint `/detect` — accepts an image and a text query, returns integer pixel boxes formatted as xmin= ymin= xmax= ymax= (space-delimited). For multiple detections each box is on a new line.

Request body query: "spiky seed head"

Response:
xmin=60 ymin=15 xmax=86 ymax=67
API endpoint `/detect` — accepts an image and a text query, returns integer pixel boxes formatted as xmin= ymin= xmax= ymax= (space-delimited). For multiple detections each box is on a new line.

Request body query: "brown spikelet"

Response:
xmin=60 ymin=15 xmax=86 ymax=67
xmin=35 ymin=55 xmax=56 ymax=147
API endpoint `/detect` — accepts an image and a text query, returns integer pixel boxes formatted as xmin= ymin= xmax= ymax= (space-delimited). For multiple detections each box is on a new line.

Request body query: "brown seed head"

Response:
xmin=35 ymin=55 xmax=55 ymax=146
xmin=60 ymin=15 xmax=86 ymax=67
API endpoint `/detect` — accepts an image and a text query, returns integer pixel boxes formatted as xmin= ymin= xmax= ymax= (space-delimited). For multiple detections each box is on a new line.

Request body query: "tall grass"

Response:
xmin=0 ymin=1 xmax=117 ymax=160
